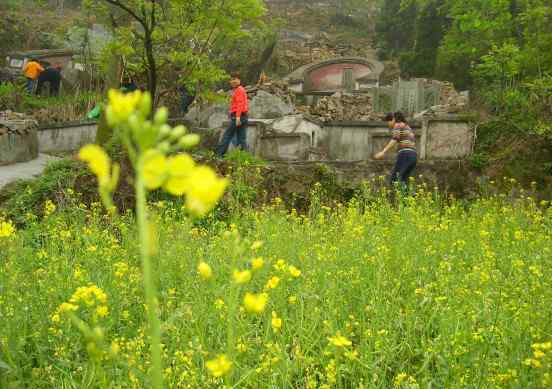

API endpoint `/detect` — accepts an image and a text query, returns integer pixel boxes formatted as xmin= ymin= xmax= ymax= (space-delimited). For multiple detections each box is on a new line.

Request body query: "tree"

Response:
xmin=86 ymin=0 xmax=266 ymax=105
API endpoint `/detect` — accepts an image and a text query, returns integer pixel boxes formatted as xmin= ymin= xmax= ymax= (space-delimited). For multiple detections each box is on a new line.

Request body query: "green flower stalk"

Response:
xmin=79 ymin=89 xmax=228 ymax=388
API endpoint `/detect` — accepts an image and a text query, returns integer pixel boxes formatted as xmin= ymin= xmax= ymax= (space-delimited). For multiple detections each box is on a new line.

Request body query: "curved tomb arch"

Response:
xmin=301 ymin=57 xmax=384 ymax=93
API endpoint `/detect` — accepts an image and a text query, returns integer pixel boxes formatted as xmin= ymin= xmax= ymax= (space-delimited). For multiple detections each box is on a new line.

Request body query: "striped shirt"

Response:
xmin=392 ymin=122 xmax=416 ymax=152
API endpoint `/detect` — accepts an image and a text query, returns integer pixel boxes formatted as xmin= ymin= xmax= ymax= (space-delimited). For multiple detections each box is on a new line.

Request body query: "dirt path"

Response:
xmin=0 ymin=154 xmax=59 ymax=189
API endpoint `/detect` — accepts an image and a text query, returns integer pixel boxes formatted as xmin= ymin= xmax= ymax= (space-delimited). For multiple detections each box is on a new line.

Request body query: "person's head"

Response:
xmin=54 ymin=63 xmax=62 ymax=71
xmin=383 ymin=111 xmax=407 ymax=128
xmin=229 ymin=72 xmax=241 ymax=88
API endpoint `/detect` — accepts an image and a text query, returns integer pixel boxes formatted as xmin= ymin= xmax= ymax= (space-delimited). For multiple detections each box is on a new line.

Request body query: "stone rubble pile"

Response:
xmin=0 ymin=111 xmax=38 ymax=136
xmin=304 ymin=92 xmax=380 ymax=122
xmin=246 ymin=80 xmax=294 ymax=105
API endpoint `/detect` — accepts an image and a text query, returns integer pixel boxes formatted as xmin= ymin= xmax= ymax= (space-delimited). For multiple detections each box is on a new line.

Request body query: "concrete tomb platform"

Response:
xmin=0 ymin=121 xmax=39 ymax=166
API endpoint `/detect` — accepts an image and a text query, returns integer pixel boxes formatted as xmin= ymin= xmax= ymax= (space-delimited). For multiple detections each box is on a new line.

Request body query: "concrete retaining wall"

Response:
xmin=241 ymin=116 xmax=472 ymax=162
xmin=38 ymin=121 xmax=97 ymax=153
xmin=0 ymin=130 xmax=39 ymax=165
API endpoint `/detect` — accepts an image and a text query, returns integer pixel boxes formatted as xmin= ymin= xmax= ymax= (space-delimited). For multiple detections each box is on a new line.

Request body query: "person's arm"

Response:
xmin=374 ymin=139 xmax=397 ymax=159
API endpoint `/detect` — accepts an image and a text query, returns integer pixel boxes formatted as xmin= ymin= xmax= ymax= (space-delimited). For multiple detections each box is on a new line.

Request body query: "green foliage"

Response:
xmin=223 ymin=149 xmax=266 ymax=167
xmin=375 ymin=0 xmax=417 ymax=56
xmin=86 ymin=0 xmax=266 ymax=102
xmin=0 ymin=159 xmax=87 ymax=226
xmin=2 ymin=186 xmax=552 ymax=387
xmin=0 ymin=82 xmax=101 ymax=123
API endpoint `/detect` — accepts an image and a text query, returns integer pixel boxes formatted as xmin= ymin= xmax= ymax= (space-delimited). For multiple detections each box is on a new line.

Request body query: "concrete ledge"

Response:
xmin=38 ymin=122 xmax=98 ymax=153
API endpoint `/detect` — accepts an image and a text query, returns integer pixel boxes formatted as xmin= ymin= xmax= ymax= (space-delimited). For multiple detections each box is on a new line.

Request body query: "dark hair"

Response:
xmin=230 ymin=72 xmax=241 ymax=80
xmin=383 ymin=111 xmax=407 ymax=123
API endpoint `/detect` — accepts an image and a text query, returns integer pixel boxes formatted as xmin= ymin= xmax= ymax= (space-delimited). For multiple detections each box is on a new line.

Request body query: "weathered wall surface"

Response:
xmin=266 ymin=160 xmax=480 ymax=198
xmin=426 ymin=120 xmax=472 ymax=159
xmin=237 ymin=116 xmax=472 ymax=162
xmin=38 ymin=122 xmax=97 ymax=153
xmin=0 ymin=131 xmax=39 ymax=165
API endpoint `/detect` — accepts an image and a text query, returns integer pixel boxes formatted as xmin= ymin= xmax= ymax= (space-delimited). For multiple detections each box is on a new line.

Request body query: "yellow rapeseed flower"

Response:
xmin=142 ymin=150 xmax=168 ymax=190
xmin=251 ymin=257 xmax=264 ymax=270
xmin=233 ymin=270 xmax=252 ymax=284
xmin=328 ymin=332 xmax=352 ymax=347
xmin=271 ymin=311 xmax=282 ymax=332
xmin=163 ymin=154 xmax=195 ymax=195
xmin=205 ymin=354 xmax=232 ymax=377
xmin=106 ymin=89 xmax=143 ymax=127
xmin=243 ymin=292 xmax=268 ymax=314
xmin=79 ymin=144 xmax=111 ymax=186
xmin=288 ymin=265 xmax=301 ymax=278
xmin=95 ymin=305 xmax=109 ymax=318
xmin=197 ymin=262 xmax=213 ymax=280
xmin=184 ymin=166 xmax=228 ymax=216
xmin=0 ymin=220 xmax=16 ymax=238
xmin=265 ymin=276 xmax=280 ymax=289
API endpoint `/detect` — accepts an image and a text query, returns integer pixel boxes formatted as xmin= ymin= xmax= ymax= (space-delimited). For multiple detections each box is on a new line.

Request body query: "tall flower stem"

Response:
xmin=136 ymin=157 xmax=163 ymax=389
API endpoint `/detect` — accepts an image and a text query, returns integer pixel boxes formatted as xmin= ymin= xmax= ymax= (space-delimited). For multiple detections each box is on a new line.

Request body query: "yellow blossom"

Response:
xmin=265 ymin=276 xmax=280 ymax=289
xmin=142 ymin=150 xmax=168 ymax=190
xmin=233 ymin=269 xmax=252 ymax=284
xmin=106 ymin=89 xmax=145 ymax=126
xmin=288 ymin=295 xmax=297 ymax=304
xmin=271 ymin=311 xmax=282 ymax=332
xmin=163 ymin=154 xmax=195 ymax=195
xmin=184 ymin=166 xmax=228 ymax=216
xmin=95 ymin=305 xmax=109 ymax=318
xmin=0 ymin=220 xmax=16 ymax=238
xmin=206 ymin=354 xmax=232 ymax=377
xmin=251 ymin=257 xmax=264 ymax=270
xmin=79 ymin=144 xmax=111 ymax=186
xmin=328 ymin=332 xmax=352 ymax=347
xmin=288 ymin=265 xmax=301 ymax=278
xmin=243 ymin=292 xmax=268 ymax=314
xmin=214 ymin=299 xmax=225 ymax=310
xmin=197 ymin=262 xmax=213 ymax=280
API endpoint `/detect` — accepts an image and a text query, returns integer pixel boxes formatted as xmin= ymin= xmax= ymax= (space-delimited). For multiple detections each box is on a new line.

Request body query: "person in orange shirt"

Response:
xmin=23 ymin=59 xmax=44 ymax=94
xmin=216 ymin=72 xmax=249 ymax=157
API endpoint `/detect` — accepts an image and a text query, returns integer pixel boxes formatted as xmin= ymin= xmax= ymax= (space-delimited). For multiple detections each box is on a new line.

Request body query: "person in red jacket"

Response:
xmin=216 ymin=72 xmax=249 ymax=157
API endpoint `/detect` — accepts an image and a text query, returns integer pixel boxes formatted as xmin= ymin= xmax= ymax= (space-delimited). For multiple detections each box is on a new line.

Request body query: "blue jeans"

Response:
xmin=390 ymin=150 xmax=417 ymax=190
xmin=216 ymin=114 xmax=248 ymax=156
xmin=26 ymin=78 xmax=35 ymax=94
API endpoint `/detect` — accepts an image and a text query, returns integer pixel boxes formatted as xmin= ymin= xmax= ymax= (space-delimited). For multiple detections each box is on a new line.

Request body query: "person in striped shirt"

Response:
xmin=374 ymin=111 xmax=417 ymax=189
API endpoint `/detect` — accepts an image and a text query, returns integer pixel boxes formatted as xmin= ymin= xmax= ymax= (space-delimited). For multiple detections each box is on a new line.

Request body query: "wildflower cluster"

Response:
xmin=0 ymin=218 xmax=15 ymax=238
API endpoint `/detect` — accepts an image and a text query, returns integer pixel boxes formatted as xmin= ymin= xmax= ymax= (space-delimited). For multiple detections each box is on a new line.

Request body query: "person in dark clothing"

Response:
xmin=179 ymin=84 xmax=196 ymax=114
xmin=121 ymin=76 xmax=138 ymax=93
xmin=374 ymin=111 xmax=417 ymax=190
xmin=36 ymin=65 xmax=62 ymax=96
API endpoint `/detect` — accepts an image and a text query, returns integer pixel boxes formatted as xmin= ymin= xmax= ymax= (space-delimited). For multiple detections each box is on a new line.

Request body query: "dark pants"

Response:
xmin=390 ymin=150 xmax=417 ymax=189
xmin=216 ymin=114 xmax=248 ymax=157
xmin=180 ymin=89 xmax=195 ymax=114
xmin=36 ymin=79 xmax=60 ymax=96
